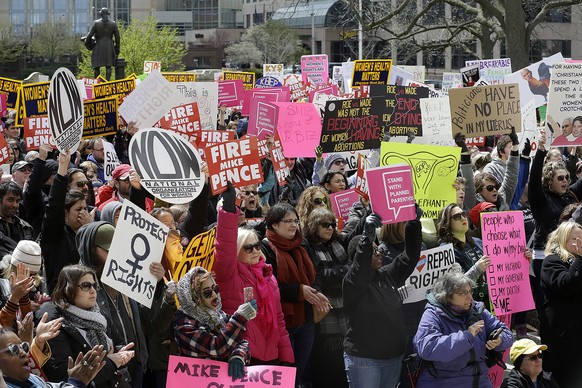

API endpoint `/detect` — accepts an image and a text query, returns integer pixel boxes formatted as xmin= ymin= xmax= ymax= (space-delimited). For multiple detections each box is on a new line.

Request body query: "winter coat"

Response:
xmin=86 ymin=17 xmax=120 ymax=68
xmin=475 ymin=151 xmax=519 ymax=212
xmin=500 ymin=368 xmax=560 ymax=388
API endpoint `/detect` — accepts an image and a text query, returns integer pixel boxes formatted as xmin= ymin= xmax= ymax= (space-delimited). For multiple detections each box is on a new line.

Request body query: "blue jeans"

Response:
xmin=288 ymin=323 xmax=315 ymax=387
xmin=343 ymin=353 xmax=403 ymax=388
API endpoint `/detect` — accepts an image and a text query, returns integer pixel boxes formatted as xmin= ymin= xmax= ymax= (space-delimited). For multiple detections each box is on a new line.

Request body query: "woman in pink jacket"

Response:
xmin=214 ymin=183 xmax=294 ymax=365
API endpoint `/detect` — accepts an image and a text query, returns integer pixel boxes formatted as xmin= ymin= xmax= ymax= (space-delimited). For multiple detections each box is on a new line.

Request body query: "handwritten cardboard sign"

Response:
xmin=449 ymin=83 xmax=521 ymax=137
xmin=380 ymin=142 xmax=459 ymax=220
xmin=273 ymin=102 xmax=320 ymax=158
xmin=218 ymin=79 xmax=244 ymax=107
xmin=129 ymin=128 xmax=205 ymax=204
xmin=154 ymin=102 xmax=202 ymax=142
xmin=301 ymin=54 xmax=329 ymax=86
xmin=366 ymin=164 xmax=416 ymax=224
xmin=161 ymin=72 xmax=196 ymax=83
xmin=174 ymin=227 xmax=217 ymax=279
xmin=481 ymin=211 xmax=535 ymax=315
xmin=102 ymin=201 xmax=168 ymax=308
xmin=351 ymin=59 xmax=393 ymax=86
xmin=23 ymin=117 xmax=55 ymax=151
xmin=0 ymin=77 xmax=21 ymax=109
xmin=207 ymin=137 xmax=264 ymax=195
xmin=167 ymin=356 xmax=296 ymax=388
xmin=270 ymin=133 xmax=290 ymax=186
xmin=442 ymin=72 xmax=462 ymax=94
xmin=83 ymin=97 xmax=118 ymax=138
xmin=223 ymin=71 xmax=256 ymax=90
xmin=419 ymin=97 xmax=455 ymax=146
xmin=330 ymin=189 xmax=360 ymax=226
xmin=143 ymin=61 xmax=161 ymax=74
xmin=48 ymin=68 xmax=84 ymax=153
xmin=174 ymin=82 xmax=218 ymax=131
xmin=401 ymin=244 xmax=455 ymax=303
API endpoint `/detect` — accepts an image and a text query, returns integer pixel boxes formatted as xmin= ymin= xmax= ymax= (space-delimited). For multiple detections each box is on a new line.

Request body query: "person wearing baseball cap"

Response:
xmin=501 ymin=338 xmax=559 ymax=388
xmin=10 ymin=161 xmax=32 ymax=188
xmin=96 ymin=164 xmax=132 ymax=211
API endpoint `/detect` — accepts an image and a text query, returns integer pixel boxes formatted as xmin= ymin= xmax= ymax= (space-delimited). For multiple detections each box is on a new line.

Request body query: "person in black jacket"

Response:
xmin=501 ymin=338 xmax=560 ymax=388
xmin=342 ymin=211 xmax=422 ymax=388
xmin=0 ymin=181 xmax=33 ymax=258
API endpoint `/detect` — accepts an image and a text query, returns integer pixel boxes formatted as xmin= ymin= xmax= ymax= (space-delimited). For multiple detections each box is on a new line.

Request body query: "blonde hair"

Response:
xmin=236 ymin=228 xmax=265 ymax=262
xmin=545 ymin=221 xmax=582 ymax=262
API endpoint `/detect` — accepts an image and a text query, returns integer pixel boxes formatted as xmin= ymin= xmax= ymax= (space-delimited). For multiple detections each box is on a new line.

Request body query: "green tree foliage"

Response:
xmin=78 ymin=16 xmax=186 ymax=78
xmin=0 ymin=25 xmax=26 ymax=63
xmin=28 ymin=22 xmax=81 ymax=64
xmin=225 ymin=20 xmax=304 ymax=66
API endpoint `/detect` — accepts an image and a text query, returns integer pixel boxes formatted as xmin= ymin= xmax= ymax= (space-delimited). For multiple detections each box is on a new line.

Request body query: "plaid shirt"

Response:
xmin=173 ymin=310 xmax=250 ymax=363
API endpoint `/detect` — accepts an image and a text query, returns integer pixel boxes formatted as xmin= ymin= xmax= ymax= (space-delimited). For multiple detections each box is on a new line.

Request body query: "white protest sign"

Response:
xmin=103 ymin=140 xmax=120 ymax=182
xmin=173 ymin=82 xmax=219 ymax=130
xmin=144 ymin=61 xmax=161 ymax=74
xmin=48 ymin=67 xmax=84 ymax=153
xmin=263 ymin=64 xmax=284 ymax=81
xmin=101 ymin=201 xmax=169 ymax=308
xmin=312 ymin=92 xmax=344 ymax=118
xmin=400 ymin=244 xmax=456 ymax=303
xmin=129 ymin=128 xmax=205 ymax=204
xmin=419 ymin=97 xmax=454 ymax=146
xmin=118 ymin=70 xmax=185 ymax=129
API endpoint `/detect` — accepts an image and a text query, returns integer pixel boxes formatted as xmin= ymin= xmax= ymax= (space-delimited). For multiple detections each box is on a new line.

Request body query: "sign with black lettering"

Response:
xmin=161 ymin=72 xmax=196 ymax=83
xmin=48 ymin=68 xmax=84 ymax=153
xmin=22 ymin=81 xmax=50 ymax=119
xmin=129 ymin=128 xmax=204 ymax=204
xmin=0 ymin=77 xmax=22 ymax=109
xmin=173 ymin=227 xmax=216 ymax=280
xmin=351 ymin=59 xmax=392 ymax=86
xmin=103 ymin=140 xmax=120 ymax=182
xmin=92 ymin=77 xmax=136 ymax=105
xmin=223 ymin=71 xmax=256 ymax=90
xmin=102 ymin=201 xmax=169 ymax=308
xmin=83 ymin=97 xmax=118 ymax=138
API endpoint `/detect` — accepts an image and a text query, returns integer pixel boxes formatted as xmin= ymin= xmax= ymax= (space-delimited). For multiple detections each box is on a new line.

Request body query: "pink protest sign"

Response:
xmin=330 ymin=189 xmax=360 ymax=226
xmin=247 ymin=100 xmax=278 ymax=139
xmin=272 ymin=102 xmax=321 ymax=158
xmin=308 ymin=84 xmax=339 ymax=103
xmin=242 ymin=87 xmax=290 ymax=116
xmin=366 ymin=165 xmax=416 ymax=224
xmin=301 ymin=54 xmax=329 ymax=86
xmin=488 ymin=314 xmax=512 ymax=387
xmin=167 ymin=356 xmax=296 ymax=388
xmin=481 ymin=211 xmax=534 ymax=315
xmin=218 ymin=79 xmax=244 ymax=107
xmin=0 ymin=94 xmax=6 ymax=118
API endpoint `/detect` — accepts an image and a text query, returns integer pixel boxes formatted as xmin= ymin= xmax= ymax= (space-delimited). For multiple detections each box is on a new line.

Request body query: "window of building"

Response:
xmin=451 ymin=43 xmax=477 ymax=69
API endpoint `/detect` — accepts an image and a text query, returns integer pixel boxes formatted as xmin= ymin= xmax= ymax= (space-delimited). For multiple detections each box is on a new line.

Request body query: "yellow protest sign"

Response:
xmin=223 ymin=71 xmax=255 ymax=90
xmin=162 ymin=72 xmax=196 ymax=83
xmin=380 ymin=142 xmax=460 ymax=219
xmin=92 ymin=77 xmax=136 ymax=105
xmin=173 ymin=227 xmax=216 ymax=281
xmin=351 ymin=59 xmax=392 ymax=86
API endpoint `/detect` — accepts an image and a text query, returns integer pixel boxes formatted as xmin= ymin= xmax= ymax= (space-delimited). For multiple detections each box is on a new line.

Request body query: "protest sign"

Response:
xmin=546 ymin=63 xmax=582 ymax=146
xmin=174 ymin=227 xmax=217 ymax=279
xmin=308 ymin=84 xmax=339 ymax=103
xmin=22 ymin=81 xmax=50 ymax=120
xmin=353 ymin=153 xmax=369 ymax=200
xmin=263 ymin=64 xmax=284 ymax=80
xmin=103 ymin=140 xmax=120 ymax=182
xmin=154 ymin=102 xmax=201 ymax=142
xmin=342 ymin=61 xmax=355 ymax=91
xmin=0 ymin=77 xmax=21 ymax=109
xmin=102 ymin=201 xmax=169 ymax=308
xmin=218 ymin=79 xmax=244 ymax=107
xmin=195 ymin=130 xmax=236 ymax=149
xmin=481 ymin=211 xmax=535 ymax=315
xmin=272 ymin=102 xmax=320 ymax=158
xmin=143 ymin=61 xmax=161 ymax=74
xmin=460 ymin=64 xmax=480 ymax=87
xmin=167 ymin=356 xmax=295 ymax=388
xmin=419 ymin=97 xmax=455 ymax=146
xmin=0 ymin=94 xmax=5 ymax=118
xmin=92 ymin=77 xmax=136 ymax=105
xmin=465 ymin=59 xmax=512 ymax=85
xmin=174 ymin=82 xmax=218 ymax=131
xmin=255 ymin=76 xmax=282 ymax=88
xmin=83 ymin=97 xmax=118 ymax=138
xmin=366 ymin=164 xmax=416 ymax=224
xmin=519 ymin=100 xmax=540 ymax=157
xmin=488 ymin=314 xmax=512 ymax=388
xmin=47 ymin=68 xmax=83 ymax=153
xmin=247 ymin=100 xmax=278 ymax=139
xmin=388 ymin=66 xmax=414 ymax=86
xmin=333 ymin=150 xmax=367 ymax=172
xmin=207 ymin=137 xmax=263 ymax=195
xmin=270 ymin=133 xmax=290 ymax=186
xmin=400 ymin=65 xmax=426 ymax=82
xmin=370 ymin=84 xmax=429 ymax=138
xmin=449 ymin=83 xmax=521 ymax=137
xmin=442 ymin=72 xmax=462 ymax=94
xmin=161 ymin=72 xmax=196 ymax=83
xmin=129 ymin=128 xmax=205 ymax=204
xmin=241 ymin=87 xmax=290 ymax=117
xmin=330 ymin=189 xmax=360 ymax=226
xmin=301 ymin=54 xmax=329 ymax=86
xmin=23 ymin=117 xmax=55 ymax=151
xmin=400 ymin=244 xmax=455 ymax=304
xmin=380 ymin=142 xmax=459 ymax=219
xmin=257 ymin=138 xmax=270 ymax=160
xmin=320 ymin=97 xmax=382 ymax=153
xmin=223 ymin=71 xmax=256 ymax=90
xmin=119 ymin=71 xmax=185 ymax=129
xmin=282 ymin=74 xmax=305 ymax=101
xmin=351 ymin=59 xmax=393 ymax=86
xmin=0 ymin=133 xmax=10 ymax=165
xmin=312 ymin=91 xmax=344 ymax=119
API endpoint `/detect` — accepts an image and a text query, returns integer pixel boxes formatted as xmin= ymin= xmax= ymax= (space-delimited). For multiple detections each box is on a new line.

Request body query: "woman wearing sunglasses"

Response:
xmin=473 ymin=170 xmax=517 ymax=213
xmin=38 ymin=264 xmax=135 ymax=388
xmin=296 ymin=186 xmax=332 ymax=232
xmin=173 ymin=266 xmax=257 ymax=380
xmin=437 ymin=204 xmax=491 ymax=304
xmin=501 ymin=339 xmax=559 ymax=388
xmin=212 ymin=184 xmax=294 ymax=367
xmin=303 ymin=208 xmax=350 ymax=388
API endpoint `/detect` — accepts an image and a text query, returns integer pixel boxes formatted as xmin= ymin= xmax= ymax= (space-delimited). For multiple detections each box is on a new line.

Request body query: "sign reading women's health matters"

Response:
xmin=481 ymin=211 xmax=534 ymax=316
xmin=365 ymin=164 xmax=416 ymax=224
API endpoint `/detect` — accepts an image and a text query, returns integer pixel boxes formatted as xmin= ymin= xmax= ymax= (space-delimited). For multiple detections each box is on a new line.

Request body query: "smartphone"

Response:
xmin=243 ymin=287 xmax=254 ymax=303
xmin=489 ymin=328 xmax=502 ymax=340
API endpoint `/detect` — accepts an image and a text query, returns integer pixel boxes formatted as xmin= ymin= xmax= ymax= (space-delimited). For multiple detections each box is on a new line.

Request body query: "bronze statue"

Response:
xmin=85 ymin=8 xmax=120 ymax=80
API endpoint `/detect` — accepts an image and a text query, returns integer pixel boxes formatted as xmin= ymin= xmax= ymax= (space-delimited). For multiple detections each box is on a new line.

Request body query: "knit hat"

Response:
xmin=510 ymin=339 xmax=547 ymax=369
xmin=43 ymin=160 xmax=58 ymax=184
xmin=10 ymin=240 xmax=42 ymax=273
xmin=324 ymin=153 xmax=346 ymax=171
xmin=469 ymin=202 xmax=496 ymax=227
xmin=94 ymin=223 xmax=115 ymax=251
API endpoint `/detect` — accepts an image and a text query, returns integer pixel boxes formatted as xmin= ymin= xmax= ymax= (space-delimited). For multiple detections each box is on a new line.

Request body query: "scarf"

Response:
xmin=248 ymin=260 xmax=278 ymax=335
xmin=266 ymin=229 xmax=316 ymax=327
xmin=60 ymin=305 xmax=109 ymax=349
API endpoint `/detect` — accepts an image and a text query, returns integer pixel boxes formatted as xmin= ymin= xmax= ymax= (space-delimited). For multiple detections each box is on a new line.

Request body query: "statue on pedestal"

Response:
xmin=85 ymin=8 xmax=120 ymax=80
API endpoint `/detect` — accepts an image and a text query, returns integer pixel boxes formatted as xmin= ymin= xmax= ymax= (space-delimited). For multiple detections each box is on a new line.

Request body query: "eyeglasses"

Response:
xmin=313 ymin=197 xmax=327 ymax=205
xmin=78 ymin=282 xmax=100 ymax=292
xmin=92 ymin=148 xmax=104 ymax=152
xmin=527 ymin=352 xmax=543 ymax=361
xmin=451 ymin=211 xmax=468 ymax=221
xmin=75 ymin=181 xmax=89 ymax=188
xmin=454 ymin=289 xmax=473 ymax=297
xmin=245 ymin=190 xmax=258 ymax=196
xmin=0 ymin=342 xmax=30 ymax=357
xmin=242 ymin=242 xmax=261 ymax=254
xmin=320 ymin=221 xmax=336 ymax=229
xmin=556 ymin=174 xmax=570 ymax=182
xmin=202 ymin=284 xmax=219 ymax=299
xmin=281 ymin=219 xmax=300 ymax=225
xmin=333 ymin=160 xmax=346 ymax=166
xmin=482 ymin=184 xmax=500 ymax=192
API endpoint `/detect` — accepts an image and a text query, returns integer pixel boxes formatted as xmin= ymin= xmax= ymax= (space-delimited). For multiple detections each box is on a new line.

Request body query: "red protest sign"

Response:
xmin=155 ymin=102 xmax=202 ymax=142
xmin=270 ymin=133 xmax=290 ymax=186
xmin=207 ymin=137 xmax=264 ymax=194
xmin=354 ymin=153 xmax=369 ymax=200
xmin=0 ymin=135 xmax=10 ymax=165
xmin=257 ymin=138 xmax=271 ymax=159
xmin=194 ymin=130 xmax=236 ymax=160
xmin=24 ymin=117 xmax=56 ymax=151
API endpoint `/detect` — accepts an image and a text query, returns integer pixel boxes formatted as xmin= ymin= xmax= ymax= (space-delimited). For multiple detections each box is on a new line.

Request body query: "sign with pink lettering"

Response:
xmin=241 ymin=87 xmax=290 ymax=117
xmin=167 ymin=356 xmax=296 ymax=388
xmin=366 ymin=165 xmax=416 ymax=224
xmin=481 ymin=211 xmax=534 ymax=315
xmin=272 ymin=102 xmax=320 ymax=158
xmin=247 ymin=100 xmax=278 ymax=139
xmin=330 ymin=189 xmax=360 ymax=225
xmin=218 ymin=79 xmax=244 ymax=107
xmin=301 ymin=54 xmax=329 ymax=86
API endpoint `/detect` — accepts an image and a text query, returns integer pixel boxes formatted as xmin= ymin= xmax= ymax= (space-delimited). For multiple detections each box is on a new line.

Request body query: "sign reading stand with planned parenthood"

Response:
xmin=48 ymin=68 xmax=84 ymax=153
xmin=129 ymin=128 xmax=205 ymax=204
